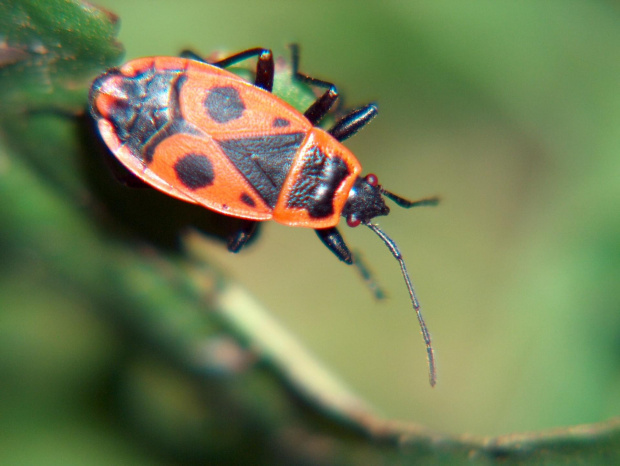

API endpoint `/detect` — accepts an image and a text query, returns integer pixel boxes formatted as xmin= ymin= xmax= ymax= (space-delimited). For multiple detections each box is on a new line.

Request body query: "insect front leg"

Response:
xmin=316 ymin=227 xmax=386 ymax=300
xmin=315 ymin=227 xmax=353 ymax=264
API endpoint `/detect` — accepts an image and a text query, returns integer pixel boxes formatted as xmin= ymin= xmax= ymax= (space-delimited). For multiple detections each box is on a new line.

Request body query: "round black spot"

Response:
xmin=204 ymin=86 xmax=245 ymax=123
xmin=174 ymin=154 xmax=214 ymax=190
xmin=272 ymin=117 xmax=290 ymax=128
xmin=240 ymin=192 xmax=256 ymax=207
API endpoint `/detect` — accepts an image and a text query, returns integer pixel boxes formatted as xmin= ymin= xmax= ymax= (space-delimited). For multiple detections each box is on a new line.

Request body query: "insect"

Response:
xmin=89 ymin=46 xmax=439 ymax=386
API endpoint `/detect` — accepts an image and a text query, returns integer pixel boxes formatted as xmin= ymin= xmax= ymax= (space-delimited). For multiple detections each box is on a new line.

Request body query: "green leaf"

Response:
xmin=0 ymin=0 xmax=122 ymax=109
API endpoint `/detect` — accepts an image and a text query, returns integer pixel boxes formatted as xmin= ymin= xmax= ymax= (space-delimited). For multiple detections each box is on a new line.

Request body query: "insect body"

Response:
xmin=89 ymin=47 xmax=439 ymax=386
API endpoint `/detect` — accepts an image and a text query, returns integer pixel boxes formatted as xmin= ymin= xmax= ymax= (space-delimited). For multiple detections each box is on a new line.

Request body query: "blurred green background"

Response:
xmin=2 ymin=0 xmax=620 ymax=460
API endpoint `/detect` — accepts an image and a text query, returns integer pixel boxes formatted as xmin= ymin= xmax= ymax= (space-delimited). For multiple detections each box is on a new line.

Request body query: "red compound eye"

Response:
xmin=347 ymin=215 xmax=362 ymax=228
xmin=365 ymin=173 xmax=379 ymax=187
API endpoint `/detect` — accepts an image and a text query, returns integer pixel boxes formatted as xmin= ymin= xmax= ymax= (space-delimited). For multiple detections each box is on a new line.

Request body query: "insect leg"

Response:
xmin=180 ymin=48 xmax=274 ymax=92
xmin=351 ymin=250 xmax=386 ymax=301
xmin=212 ymin=48 xmax=274 ymax=92
xmin=289 ymin=44 xmax=340 ymax=126
xmin=315 ymin=227 xmax=353 ymax=264
xmin=179 ymin=50 xmax=206 ymax=62
xmin=328 ymin=103 xmax=379 ymax=142
xmin=227 ymin=220 xmax=259 ymax=253
xmin=316 ymin=228 xmax=387 ymax=300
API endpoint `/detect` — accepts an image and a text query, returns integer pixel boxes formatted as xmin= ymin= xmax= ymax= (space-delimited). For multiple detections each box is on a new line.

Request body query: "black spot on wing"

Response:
xmin=240 ymin=193 xmax=256 ymax=207
xmin=216 ymin=133 xmax=305 ymax=207
xmin=287 ymin=146 xmax=349 ymax=218
xmin=204 ymin=86 xmax=245 ymax=123
xmin=174 ymin=153 xmax=214 ymax=190
xmin=272 ymin=117 xmax=290 ymax=128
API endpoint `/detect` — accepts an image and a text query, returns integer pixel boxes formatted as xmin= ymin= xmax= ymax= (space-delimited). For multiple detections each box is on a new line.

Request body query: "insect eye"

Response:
xmin=347 ymin=214 xmax=362 ymax=228
xmin=365 ymin=173 xmax=379 ymax=187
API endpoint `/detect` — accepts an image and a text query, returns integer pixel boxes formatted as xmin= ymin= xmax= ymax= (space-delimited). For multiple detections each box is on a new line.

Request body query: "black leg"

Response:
xmin=212 ymin=48 xmax=274 ymax=92
xmin=328 ymin=103 xmax=379 ymax=142
xmin=180 ymin=49 xmax=207 ymax=63
xmin=289 ymin=44 xmax=340 ymax=126
xmin=315 ymin=227 xmax=353 ymax=264
xmin=181 ymin=48 xmax=274 ymax=92
xmin=351 ymin=250 xmax=386 ymax=301
xmin=316 ymin=228 xmax=387 ymax=300
xmin=228 ymin=220 xmax=259 ymax=253
xmin=304 ymin=86 xmax=339 ymax=126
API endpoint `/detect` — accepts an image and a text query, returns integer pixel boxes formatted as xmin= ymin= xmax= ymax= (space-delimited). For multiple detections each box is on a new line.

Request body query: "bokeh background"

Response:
xmin=3 ymin=0 xmax=620 ymax=454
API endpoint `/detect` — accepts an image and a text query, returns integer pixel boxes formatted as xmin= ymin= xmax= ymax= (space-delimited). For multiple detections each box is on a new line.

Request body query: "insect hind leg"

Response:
xmin=228 ymin=220 xmax=259 ymax=253
xmin=180 ymin=48 xmax=274 ymax=92
xmin=179 ymin=50 xmax=206 ymax=62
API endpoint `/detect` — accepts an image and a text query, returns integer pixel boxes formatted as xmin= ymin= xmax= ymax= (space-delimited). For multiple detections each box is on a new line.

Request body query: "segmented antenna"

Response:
xmin=365 ymin=222 xmax=436 ymax=387
xmin=379 ymin=189 xmax=440 ymax=209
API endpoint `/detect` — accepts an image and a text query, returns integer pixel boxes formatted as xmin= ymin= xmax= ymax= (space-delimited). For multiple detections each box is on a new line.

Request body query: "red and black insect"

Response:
xmin=89 ymin=46 xmax=438 ymax=386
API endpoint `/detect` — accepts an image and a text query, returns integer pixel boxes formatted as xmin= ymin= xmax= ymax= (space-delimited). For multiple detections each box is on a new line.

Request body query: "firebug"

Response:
xmin=89 ymin=46 xmax=439 ymax=386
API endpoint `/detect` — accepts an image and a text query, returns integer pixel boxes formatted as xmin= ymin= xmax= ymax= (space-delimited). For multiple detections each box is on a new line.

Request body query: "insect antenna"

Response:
xmin=379 ymin=188 xmax=440 ymax=209
xmin=365 ymin=222 xmax=436 ymax=387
